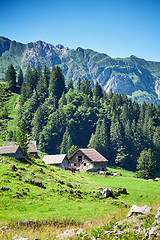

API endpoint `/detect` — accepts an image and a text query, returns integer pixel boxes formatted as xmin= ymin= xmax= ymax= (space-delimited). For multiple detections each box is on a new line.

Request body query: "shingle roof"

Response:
xmin=4 ymin=142 xmax=16 ymax=146
xmin=4 ymin=141 xmax=37 ymax=153
xmin=0 ymin=145 xmax=20 ymax=154
xmin=70 ymin=148 xmax=108 ymax=162
xmin=43 ymin=154 xmax=68 ymax=165
xmin=27 ymin=141 xmax=37 ymax=153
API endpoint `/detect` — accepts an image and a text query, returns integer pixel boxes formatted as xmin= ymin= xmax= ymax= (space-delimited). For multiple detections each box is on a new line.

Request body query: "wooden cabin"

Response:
xmin=0 ymin=145 xmax=23 ymax=159
xmin=69 ymin=148 xmax=108 ymax=172
xmin=43 ymin=154 xmax=69 ymax=169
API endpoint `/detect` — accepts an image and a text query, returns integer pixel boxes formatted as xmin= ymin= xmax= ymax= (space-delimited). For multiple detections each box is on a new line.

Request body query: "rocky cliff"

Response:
xmin=1 ymin=36 xmax=160 ymax=104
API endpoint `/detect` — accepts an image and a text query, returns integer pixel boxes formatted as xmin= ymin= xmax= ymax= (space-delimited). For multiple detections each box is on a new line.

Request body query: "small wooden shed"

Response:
xmin=69 ymin=148 xmax=108 ymax=172
xmin=43 ymin=154 xmax=69 ymax=169
xmin=0 ymin=145 xmax=23 ymax=159
xmin=4 ymin=141 xmax=39 ymax=158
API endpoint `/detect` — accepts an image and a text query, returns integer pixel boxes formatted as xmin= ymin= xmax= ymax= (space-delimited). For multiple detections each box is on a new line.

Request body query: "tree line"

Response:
xmin=5 ymin=64 xmax=160 ymax=178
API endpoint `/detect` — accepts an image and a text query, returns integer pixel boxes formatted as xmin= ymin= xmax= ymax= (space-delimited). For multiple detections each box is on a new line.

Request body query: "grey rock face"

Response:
xmin=127 ymin=205 xmax=152 ymax=218
xmin=153 ymin=207 xmax=160 ymax=226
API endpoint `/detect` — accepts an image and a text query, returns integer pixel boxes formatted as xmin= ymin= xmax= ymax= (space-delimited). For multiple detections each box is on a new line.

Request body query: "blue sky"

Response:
xmin=0 ymin=0 xmax=160 ymax=61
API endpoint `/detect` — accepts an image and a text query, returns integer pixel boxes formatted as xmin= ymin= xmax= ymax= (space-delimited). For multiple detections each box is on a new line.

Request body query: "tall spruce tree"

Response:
xmin=80 ymin=78 xmax=92 ymax=96
xmin=67 ymin=79 xmax=74 ymax=91
xmin=5 ymin=64 xmax=16 ymax=90
xmin=136 ymin=149 xmax=156 ymax=179
xmin=16 ymin=124 xmax=28 ymax=156
xmin=93 ymin=81 xmax=103 ymax=100
xmin=49 ymin=66 xmax=66 ymax=106
xmin=17 ymin=68 xmax=24 ymax=87
xmin=77 ymin=77 xmax=82 ymax=91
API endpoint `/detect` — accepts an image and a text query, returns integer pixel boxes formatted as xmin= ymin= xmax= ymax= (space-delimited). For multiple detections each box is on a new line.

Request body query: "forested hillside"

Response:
xmin=2 ymin=64 xmax=160 ymax=175
xmin=1 ymin=37 xmax=160 ymax=104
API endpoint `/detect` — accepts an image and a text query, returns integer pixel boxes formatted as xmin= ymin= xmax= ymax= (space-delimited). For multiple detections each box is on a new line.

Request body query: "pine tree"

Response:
xmin=36 ymin=76 xmax=47 ymax=104
xmin=43 ymin=65 xmax=50 ymax=88
xmin=5 ymin=64 xmax=16 ymax=90
xmin=67 ymin=79 xmax=74 ymax=91
xmin=16 ymin=124 xmax=28 ymax=156
xmin=25 ymin=65 xmax=34 ymax=98
xmin=93 ymin=81 xmax=103 ymax=100
xmin=17 ymin=68 xmax=24 ymax=87
xmin=136 ymin=149 xmax=156 ymax=179
xmin=80 ymin=78 xmax=92 ymax=96
xmin=60 ymin=128 xmax=72 ymax=155
xmin=49 ymin=66 xmax=66 ymax=106
xmin=77 ymin=77 xmax=82 ymax=91
xmin=88 ymin=118 xmax=110 ymax=159
xmin=32 ymin=105 xmax=44 ymax=143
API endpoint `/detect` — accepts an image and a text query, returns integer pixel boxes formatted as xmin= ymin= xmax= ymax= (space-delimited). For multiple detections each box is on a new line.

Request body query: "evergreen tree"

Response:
xmin=60 ymin=127 xmax=76 ymax=155
xmin=67 ymin=79 xmax=74 ymax=91
xmin=17 ymin=68 xmax=24 ymax=87
xmin=25 ymin=65 xmax=34 ymax=98
xmin=80 ymin=78 xmax=92 ymax=96
xmin=77 ymin=77 xmax=82 ymax=91
xmin=20 ymin=89 xmax=39 ymax=133
xmin=49 ymin=66 xmax=66 ymax=105
xmin=43 ymin=65 xmax=50 ymax=88
xmin=36 ymin=76 xmax=47 ymax=104
xmin=32 ymin=105 xmax=44 ymax=143
xmin=136 ymin=149 xmax=156 ymax=179
xmin=5 ymin=64 xmax=16 ymax=90
xmin=88 ymin=118 xmax=110 ymax=159
xmin=19 ymin=82 xmax=27 ymax=106
xmin=110 ymin=115 xmax=123 ymax=162
xmin=93 ymin=81 xmax=103 ymax=100
xmin=16 ymin=124 xmax=28 ymax=156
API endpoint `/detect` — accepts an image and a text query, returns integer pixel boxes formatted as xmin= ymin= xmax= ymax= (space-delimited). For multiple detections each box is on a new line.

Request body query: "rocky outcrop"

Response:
xmin=127 ymin=205 xmax=152 ymax=218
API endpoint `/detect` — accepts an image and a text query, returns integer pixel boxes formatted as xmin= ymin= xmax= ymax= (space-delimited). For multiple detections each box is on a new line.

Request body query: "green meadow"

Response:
xmin=0 ymin=156 xmax=159 ymax=224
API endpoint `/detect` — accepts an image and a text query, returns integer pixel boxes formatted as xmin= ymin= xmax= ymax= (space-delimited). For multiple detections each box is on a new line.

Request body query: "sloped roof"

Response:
xmin=4 ymin=141 xmax=37 ymax=153
xmin=27 ymin=141 xmax=37 ymax=153
xmin=69 ymin=148 xmax=108 ymax=162
xmin=4 ymin=142 xmax=16 ymax=146
xmin=0 ymin=145 xmax=21 ymax=154
xmin=43 ymin=154 xmax=68 ymax=165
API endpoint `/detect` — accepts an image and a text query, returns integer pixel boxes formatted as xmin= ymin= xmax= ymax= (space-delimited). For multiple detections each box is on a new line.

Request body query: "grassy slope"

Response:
xmin=0 ymin=156 xmax=160 ymax=224
xmin=0 ymin=83 xmax=20 ymax=146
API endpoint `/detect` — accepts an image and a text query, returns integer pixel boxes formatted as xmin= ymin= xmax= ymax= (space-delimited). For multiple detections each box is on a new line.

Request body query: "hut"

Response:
xmin=43 ymin=154 xmax=69 ymax=169
xmin=0 ymin=145 xmax=23 ymax=159
xmin=4 ymin=141 xmax=39 ymax=158
xmin=69 ymin=148 xmax=108 ymax=172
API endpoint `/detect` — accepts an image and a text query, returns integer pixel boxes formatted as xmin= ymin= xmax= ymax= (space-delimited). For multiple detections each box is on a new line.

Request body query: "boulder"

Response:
xmin=0 ymin=226 xmax=10 ymax=232
xmin=55 ymin=229 xmax=84 ymax=240
xmin=55 ymin=229 xmax=75 ymax=239
xmin=1 ymin=187 xmax=11 ymax=191
xmin=66 ymin=182 xmax=73 ymax=188
xmin=98 ymin=188 xmax=112 ymax=198
xmin=153 ymin=207 xmax=160 ymax=226
xmin=145 ymin=227 xmax=158 ymax=239
xmin=127 ymin=205 xmax=152 ymax=218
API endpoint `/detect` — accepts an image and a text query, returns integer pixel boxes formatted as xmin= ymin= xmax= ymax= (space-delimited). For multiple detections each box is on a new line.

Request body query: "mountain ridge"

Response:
xmin=1 ymin=36 xmax=160 ymax=104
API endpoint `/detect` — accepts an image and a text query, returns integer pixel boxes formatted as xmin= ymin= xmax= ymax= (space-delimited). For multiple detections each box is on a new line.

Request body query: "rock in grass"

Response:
xmin=55 ymin=229 xmax=84 ymax=240
xmin=0 ymin=226 xmax=10 ymax=232
xmin=98 ymin=188 xmax=112 ymax=198
xmin=1 ymin=186 xmax=11 ymax=191
xmin=153 ymin=207 xmax=160 ymax=226
xmin=127 ymin=205 xmax=152 ymax=218
xmin=66 ymin=182 xmax=73 ymax=188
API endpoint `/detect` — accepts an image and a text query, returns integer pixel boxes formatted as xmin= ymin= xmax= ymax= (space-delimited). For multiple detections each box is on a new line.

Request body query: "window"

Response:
xmin=74 ymin=163 xmax=76 ymax=166
xmin=84 ymin=163 xmax=86 ymax=166
xmin=78 ymin=156 xmax=82 ymax=162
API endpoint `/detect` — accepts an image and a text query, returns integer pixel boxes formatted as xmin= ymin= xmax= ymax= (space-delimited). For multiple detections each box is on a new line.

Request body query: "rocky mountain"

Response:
xmin=1 ymin=36 xmax=160 ymax=104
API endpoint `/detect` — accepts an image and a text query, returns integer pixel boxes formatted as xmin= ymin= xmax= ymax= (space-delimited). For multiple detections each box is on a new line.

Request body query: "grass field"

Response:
xmin=0 ymin=156 xmax=160 ymax=239
xmin=0 ymin=83 xmax=20 ymax=146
